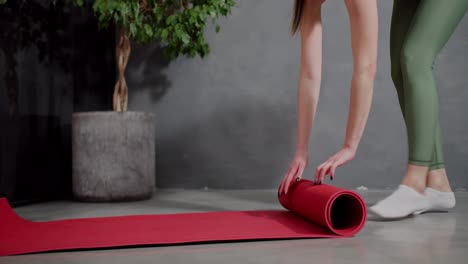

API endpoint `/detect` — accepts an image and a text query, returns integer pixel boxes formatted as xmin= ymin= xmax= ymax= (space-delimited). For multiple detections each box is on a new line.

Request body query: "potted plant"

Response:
xmin=71 ymin=0 xmax=235 ymax=201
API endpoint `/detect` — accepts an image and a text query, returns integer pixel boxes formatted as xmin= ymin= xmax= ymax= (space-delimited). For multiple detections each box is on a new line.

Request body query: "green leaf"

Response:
xmin=144 ymin=24 xmax=153 ymax=38
xmin=74 ymin=0 xmax=84 ymax=6
xmin=166 ymin=15 xmax=177 ymax=25
xmin=161 ymin=28 xmax=169 ymax=40
xmin=181 ymin=33 xmax=190 ymax=45
xmin=82 ymin=0 xmax=236 ymax=59
xmin=129 ymin=23 xmax=137 ymax=37
xmin=189 ymin=15 xmax=196 ymax=24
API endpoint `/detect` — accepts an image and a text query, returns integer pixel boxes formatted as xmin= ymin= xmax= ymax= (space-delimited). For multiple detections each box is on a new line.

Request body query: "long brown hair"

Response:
xmin=291 ymin=0 xmax=305 ymax=35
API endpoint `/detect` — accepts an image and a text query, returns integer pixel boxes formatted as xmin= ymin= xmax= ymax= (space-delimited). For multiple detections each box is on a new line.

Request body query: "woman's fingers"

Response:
xmin=319 ymin=162 xmax=333 ymax=184
xmin=312 ymin=148 xmax=356 ymax=185
xmin=286 ymin=163 xmax=305 ymax=193
xmin=280 ymin=164 xmax=295 ymax=195
xmin=279 ymin=166 xmax=293 ymax=194
xmin=296 ymin=163 xmax=305 ymax=182
xmin=313 ymin=165 xmax=321 ymax=184
xmin=284 ymin=164 xmax=300 ymax=195
xmin=314 ymin=161 xmax=328 ymax=184
xmin=281 ymin=153 xmax=309 ymax=195
xmin=329 ymin=164 xmax=338 ymax=180
xmin=281 ymin=160 xmax=308 ymax=195
xmin=315 ymin=157 xmax=337 ymax=184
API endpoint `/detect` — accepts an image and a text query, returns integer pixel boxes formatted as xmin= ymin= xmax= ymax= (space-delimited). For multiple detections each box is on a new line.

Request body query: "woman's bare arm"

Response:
xmin=314 ymin=0 xmax=378 ymax=183
xmin=279 ymin=0 xmax=325 ymax=195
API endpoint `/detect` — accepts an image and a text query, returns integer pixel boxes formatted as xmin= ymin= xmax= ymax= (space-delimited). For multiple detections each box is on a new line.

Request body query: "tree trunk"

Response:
xmin=113 ymin=28 xmax=131 ymax=112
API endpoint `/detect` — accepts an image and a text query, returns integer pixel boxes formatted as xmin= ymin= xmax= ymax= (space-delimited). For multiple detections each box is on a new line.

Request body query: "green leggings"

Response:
xmin=390 ymin=0 xmax=468 ymax=170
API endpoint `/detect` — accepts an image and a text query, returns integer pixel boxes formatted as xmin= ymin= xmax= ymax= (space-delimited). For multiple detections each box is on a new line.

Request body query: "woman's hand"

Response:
xmin=279 ymin=151 xmax=309 ymax=195
xmin=314 ymin=146 xmax=356 ymax=184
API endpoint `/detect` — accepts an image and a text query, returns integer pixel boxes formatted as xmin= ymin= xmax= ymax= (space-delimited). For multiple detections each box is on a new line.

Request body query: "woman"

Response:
xmin=279 ymin=0 xmax=378 ymax=194
xmin=370 ymin=0 xmax=467 ymax=218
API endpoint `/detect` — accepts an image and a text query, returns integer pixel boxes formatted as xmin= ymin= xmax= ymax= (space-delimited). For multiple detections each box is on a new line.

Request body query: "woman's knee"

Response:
xmin=400 ymin=44 xmax=433 ymax=73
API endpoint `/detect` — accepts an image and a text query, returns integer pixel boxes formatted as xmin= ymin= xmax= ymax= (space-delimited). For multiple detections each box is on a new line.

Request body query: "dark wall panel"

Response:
xmin=0 ymin=1 xmax=115 ymax=206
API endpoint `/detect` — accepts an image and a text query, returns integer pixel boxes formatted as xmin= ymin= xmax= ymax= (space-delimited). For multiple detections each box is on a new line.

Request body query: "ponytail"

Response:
xmin=291 ymin=0 xmax=305 ymax=35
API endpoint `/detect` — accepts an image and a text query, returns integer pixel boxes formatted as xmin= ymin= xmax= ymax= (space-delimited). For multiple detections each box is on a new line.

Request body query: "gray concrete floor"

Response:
xmin=1 ymin=189 xmax=467 ymax=264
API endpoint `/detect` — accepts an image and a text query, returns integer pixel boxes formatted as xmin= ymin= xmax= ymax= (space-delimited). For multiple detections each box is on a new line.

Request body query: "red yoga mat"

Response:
xmin=0 ymin=180 xmax=366 ymax=256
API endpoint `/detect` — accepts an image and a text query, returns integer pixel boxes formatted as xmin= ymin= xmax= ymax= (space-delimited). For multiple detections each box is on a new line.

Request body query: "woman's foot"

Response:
xmin=424 ymin=188 xmax=456 ymax=212
xmin=369 ymin=185 xmax=429 ymax=219
xmin=427 ymin=169 xmax=452 ymax=192
xmin=423 ymin=169 xmax=456 ymax=212
xmin=369 ymin=165 xmax=429 ymax=219
xmin=400 ymin=164 xmax=428 ymax=193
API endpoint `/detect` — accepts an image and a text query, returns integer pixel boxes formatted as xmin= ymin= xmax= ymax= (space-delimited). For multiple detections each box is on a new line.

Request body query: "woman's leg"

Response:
xmin=399 ymin=0 xmax=468 ymax=192
xmin=389 ymin=0 xmax=430 ymax=193
xmin=391 ymin=0 xmax=454 ymax=193
xmin=390 ymin=0 xmax=419 ymax=119
xmin=370 ymin=0 xmax=467 ymax=218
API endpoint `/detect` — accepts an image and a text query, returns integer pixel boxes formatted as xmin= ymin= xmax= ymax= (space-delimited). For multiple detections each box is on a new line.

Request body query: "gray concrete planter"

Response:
xmin=72 ymin=111 xmax=155 ymax=202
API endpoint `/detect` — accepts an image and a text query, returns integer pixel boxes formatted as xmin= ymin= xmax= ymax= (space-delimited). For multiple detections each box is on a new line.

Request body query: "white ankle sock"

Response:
xmin=369 ymin=185 xmax=429 ymax=219
xmin=423 ymin=187 xmax=456 ymax=212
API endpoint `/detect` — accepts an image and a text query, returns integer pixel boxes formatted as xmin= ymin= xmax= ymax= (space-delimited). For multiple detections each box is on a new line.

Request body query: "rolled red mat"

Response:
xmin=279 ymin=180 xmax=367 ymax=236
xmin=0 ymin=180 xmax=366 ymax=256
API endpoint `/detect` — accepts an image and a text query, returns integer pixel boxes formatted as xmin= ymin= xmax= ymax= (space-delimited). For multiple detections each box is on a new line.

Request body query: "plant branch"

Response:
xmin=113 ymin=27 xmax=130 ymax=112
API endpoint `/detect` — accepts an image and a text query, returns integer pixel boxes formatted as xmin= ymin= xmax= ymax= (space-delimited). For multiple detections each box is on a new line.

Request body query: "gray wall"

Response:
xmin=127 ymin=0 xmax=468 ymax=190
